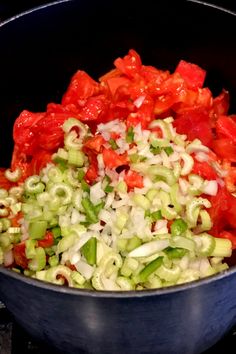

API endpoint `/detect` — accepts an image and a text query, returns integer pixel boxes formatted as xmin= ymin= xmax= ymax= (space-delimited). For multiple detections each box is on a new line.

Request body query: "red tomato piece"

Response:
xmin=208 ymin=187 xmax=236 ymax=236
xmin=192 ymin=160 xmax=218 ymax=180
xmin=212 ymin=89 xmax=229 ymax=117
xmin=212 ymin=138 xmax=236 ymax=162
xmin=106 ymin=77 xmax=131 ymax=97
xmin=83 ymin=135 xmax=106 ymax=154
xmin=124 ymin=170 xmax=144 ymax=189
xmin=175 ymin=60 xmax=206 ymax=90
xmin=80 ymin=96 xmax=108 ymax=122
xmin=102 ymin=148 xmax=128 ymax=169
xmin=37 ymin=231 xmax=54 ymax=248
xmin=62 ymin=70 xmax=99 ymax=105
xmin=84 ymin=151 xmax=99 ymax=184
xmin=13 ymin=110 xmax=45 ymax=155
xmin=13 ymin=242 xmax=28 ymax=269
xmin=33 ymin=113 xmax=71 ymax=151
xmin=174 ymin=109 xmax=213 ymax=148
xmin=10 ymin=212 xmax=23 ymax=227
xmin=216 ymin=115 xmax=236 ymax=143
xmin=114 ymin=49 xmax=142 ymax=78
xmin=28 ymin=149 xmax=52 ymax=175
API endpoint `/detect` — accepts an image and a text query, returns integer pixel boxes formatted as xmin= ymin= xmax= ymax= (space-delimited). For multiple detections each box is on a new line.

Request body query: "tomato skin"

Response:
xmin=175 ymin=60 xmax=206 ymax=90
xmin=212 ymin=138 xmax=236 ymax=162
xmin=79 ymin=96 xmax=107 ymax=122
xmin=62 ymin=70 xmax=99 ymax=105
xmin=212 ymin=89 xmax=229 ymax=117
xmin=192 ymin=160 xmax=218 ymax=180
xmin=208 ymin=187 xmax=236 ymax=236
xmin=102 ymin=148 xmax=128 ymax=169
xmin=114 ymin=49 xmax=142 ymax=78
xmin=105 ymin=77 xmax=131 ymax=97
xmin=124 ymin=170 xmax=144 ymax=189
xmin=37 ymin=231 xmax=54 ymax=248
xmin=28 ymin=150 xmax=52 ymax=175
xmin=11 ymin=212 xmax=23 ymax=227
xmin=174 ymin=109 xmax=213 ymax=148
xmin=13 ymin=242 xmax=28 ymax=269
xmin=83 ymin=135 xmax=105 ymax=154
xmin=215 ymin=115 xmax=236 ymax=143
xmin=33 ymin=113 xmax=71 ymax=151
xmin=13 ymin=110 xmax=45 ymax=154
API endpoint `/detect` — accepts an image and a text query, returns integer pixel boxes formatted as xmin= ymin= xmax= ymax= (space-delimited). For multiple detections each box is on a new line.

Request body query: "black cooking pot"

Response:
xmin=0 ymin=1 xmax=236 ymax=353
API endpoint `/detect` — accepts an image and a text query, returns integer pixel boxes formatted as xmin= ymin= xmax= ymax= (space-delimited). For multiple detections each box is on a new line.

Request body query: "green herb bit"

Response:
xmin=150 ymin=146 xmax=161 ymax=155
xmin=51 ymin=226 xmax=61 ymax=239
xmin=126 ymin=127 xmax=134 ymax=143
xmin=77 ymin=169 xmax=85 ymax=182
xmin=81 ymin=179 xmax=90 ymax=193
xmin=164 ymin=146 xmax=174 ymax=156
xmin=109 ymin=139 xmax=118 ymax=150
xmin=104 ymin=185 xmax=114 ymax=193
xmin=151 ymin=210 xmax=162 ymax=222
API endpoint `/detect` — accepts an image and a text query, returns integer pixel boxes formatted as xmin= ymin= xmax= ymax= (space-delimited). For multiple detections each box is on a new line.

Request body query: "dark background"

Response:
xmin=0 ymin=0 xmax=236 ymax=21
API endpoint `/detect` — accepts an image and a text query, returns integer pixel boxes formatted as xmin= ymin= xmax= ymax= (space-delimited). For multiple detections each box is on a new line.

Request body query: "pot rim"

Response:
xmin=1 ymin=264 xmax=236 ymax=298
xmin=0 ymin=0 xmax=235 ymax=29
xmin=0 ymin=0 xmax=236 ymax=299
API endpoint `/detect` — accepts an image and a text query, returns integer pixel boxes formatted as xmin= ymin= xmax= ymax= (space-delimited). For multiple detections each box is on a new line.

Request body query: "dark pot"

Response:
xmin=0 ymin=1 xmax=236 ymax=353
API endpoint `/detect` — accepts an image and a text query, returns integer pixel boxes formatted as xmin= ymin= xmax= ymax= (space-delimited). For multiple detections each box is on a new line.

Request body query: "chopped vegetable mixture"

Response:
xmin=1 ymin=49 xmax=236 ymax=290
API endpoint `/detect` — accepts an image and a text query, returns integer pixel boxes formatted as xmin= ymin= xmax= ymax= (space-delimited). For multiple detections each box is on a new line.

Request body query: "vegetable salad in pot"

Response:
xmin=0 ymin=49 xmax=236 ymax=291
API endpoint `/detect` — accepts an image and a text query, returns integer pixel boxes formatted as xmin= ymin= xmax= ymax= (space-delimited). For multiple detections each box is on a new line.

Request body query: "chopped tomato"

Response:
xmin=37 ymin=231 xmax=54 ymax=248
xmin=212 ymin=89 xmax=229 ymax=117
xmin=28 ymin=149 xmax=52 ymax=175
xmin=13 ymin=242 xmax=28 ymax=269
xmin=175 ymin=60 xmax=206 ymax=90
xmin=84 ymin=151 xmax=99 ymax=184
xmin=208 ymin=187 xmax=236 ymax=236
xmin=174 ymin=108 xmax=213 ymax=148
xmin=124 ymin=170 xmax=144 ymax=189
xmin=83 ymin=135 xmax=106 ymax=153
xmin=10 ymin=212 xmax=23 ymax=227
xmin=212 ymin=138 xmax=236 ymax=162
xmin=192 ymin=160 xmax=218 ymax=180
xmin=102 ymin=148 xmax=128 ymax=169
xmin=215 ymin=115 xmax=236 ymax=143
xmin=114 ymin=49 xmax=142 ymax=78
xmin=13 ymin=110 xmax=45 ymax=155
xmin=105 ymin=77 xmax=131 ymax=96
xmin=62 ymin=70 xmax=99 ymax=105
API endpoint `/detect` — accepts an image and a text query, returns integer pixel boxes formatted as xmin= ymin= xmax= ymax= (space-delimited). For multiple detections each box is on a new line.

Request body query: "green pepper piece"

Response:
xmin=170 ymin=218 xmax=188 ymax=236
xmin=165 ymin=247 xmax=187 ymax=259
xmin=81 ymin=198 xmax=98 ymax=224
xmin=81 ymin=237 xmax=97 ymax=265
xmin=139 ymin=256 xmax=163 ymax=282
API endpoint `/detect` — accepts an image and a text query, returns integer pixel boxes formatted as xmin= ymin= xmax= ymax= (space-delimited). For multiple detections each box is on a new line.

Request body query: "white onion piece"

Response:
xmin=4 ymin=249 xmax=14 ymax=267
xmin=128 ymin=239 xmax=169 ymax=257
xmin=75 ymin=260 xmax=94 ymax=279
xmin=133 ymin=95 xmax=146 ymax=108
xmin=202 ymin=180 xmax=218 ymax=196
